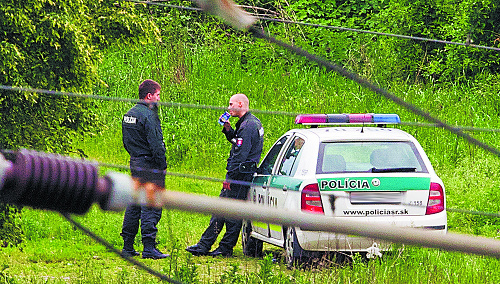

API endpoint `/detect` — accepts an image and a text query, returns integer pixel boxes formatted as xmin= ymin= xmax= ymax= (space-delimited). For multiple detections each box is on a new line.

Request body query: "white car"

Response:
xmin=241 ymin=113 xmax=447 ymax=266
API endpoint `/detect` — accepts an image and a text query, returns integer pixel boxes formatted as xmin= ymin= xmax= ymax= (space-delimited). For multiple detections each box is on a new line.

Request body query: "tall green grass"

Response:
xmin=86 ymin=43 xmax=500 ymax=171
xmin=4 ymin=36 xmax=500 ymax=283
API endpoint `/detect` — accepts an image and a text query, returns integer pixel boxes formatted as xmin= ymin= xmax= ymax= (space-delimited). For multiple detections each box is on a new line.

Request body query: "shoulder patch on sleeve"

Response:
xmin=236 ymin=138 xmax=243 ymax=147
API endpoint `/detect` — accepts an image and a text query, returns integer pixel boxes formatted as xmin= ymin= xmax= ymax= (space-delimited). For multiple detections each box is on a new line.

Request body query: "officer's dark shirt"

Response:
xmin=122 ymin=102 xmax=167 ymax=170
xmin=222 ymin=112 xmax=264 ymax=173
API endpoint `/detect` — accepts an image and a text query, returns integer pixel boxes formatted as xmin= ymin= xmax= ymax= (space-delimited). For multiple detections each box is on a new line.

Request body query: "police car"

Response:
xmin=241 ymin=113 xmax=447 ymax=266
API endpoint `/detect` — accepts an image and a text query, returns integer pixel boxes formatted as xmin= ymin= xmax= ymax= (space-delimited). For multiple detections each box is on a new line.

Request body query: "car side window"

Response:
xmin=279 ymin=137 xmax=305 ymax=176
xmin=257 ymin=136 xmax=289 ymax=175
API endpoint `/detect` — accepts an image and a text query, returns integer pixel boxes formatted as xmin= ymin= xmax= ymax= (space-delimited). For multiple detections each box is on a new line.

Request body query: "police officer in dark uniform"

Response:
xmin=186 ymin=93 xmax=264 ymax=257
xmin=121 ymin=79 xmax=169 ymax=259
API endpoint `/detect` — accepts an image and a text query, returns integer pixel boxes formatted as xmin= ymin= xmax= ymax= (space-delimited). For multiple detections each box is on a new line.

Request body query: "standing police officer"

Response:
xmin=186 ymin=93 xmax=264 ymax=257
xmin=121 ymin=79 xmax=169 ymax=259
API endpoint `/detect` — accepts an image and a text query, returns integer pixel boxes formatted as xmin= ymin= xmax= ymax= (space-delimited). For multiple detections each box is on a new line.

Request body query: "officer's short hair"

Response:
xmin=138 ymin=80 xmax=161 ymax=99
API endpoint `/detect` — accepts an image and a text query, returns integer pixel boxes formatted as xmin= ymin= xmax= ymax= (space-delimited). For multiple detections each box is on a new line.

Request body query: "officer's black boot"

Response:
xmin=122 ymin=236 xmax=140 ymax=257
xmin=186 ymin=243 xmax=209 ymax=256
xmin=142 ymin=238 xmax=169 ymax=259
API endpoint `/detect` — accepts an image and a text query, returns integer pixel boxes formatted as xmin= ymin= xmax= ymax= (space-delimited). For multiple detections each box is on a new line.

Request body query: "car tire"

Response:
xmin=242 ymin=221 xmax=263 ymax=257
xmin=284 ymin=227 xmax=303 ymax=268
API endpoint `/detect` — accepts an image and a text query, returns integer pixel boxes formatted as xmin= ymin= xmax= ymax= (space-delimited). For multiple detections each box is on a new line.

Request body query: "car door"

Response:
xmin=267 ymin=135 xmax=306 ymax=240
xmin=250 ymin=135 xmax=289 ymax=237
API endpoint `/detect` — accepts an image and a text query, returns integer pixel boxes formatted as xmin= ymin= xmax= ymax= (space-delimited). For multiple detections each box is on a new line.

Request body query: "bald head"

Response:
xmin=228 ymin=93 xmax=249 ymax=118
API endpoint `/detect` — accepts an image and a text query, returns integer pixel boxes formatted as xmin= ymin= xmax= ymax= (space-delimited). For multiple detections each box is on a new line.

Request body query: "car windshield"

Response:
xmin=316 ymin=141 xmax=427 ymax=174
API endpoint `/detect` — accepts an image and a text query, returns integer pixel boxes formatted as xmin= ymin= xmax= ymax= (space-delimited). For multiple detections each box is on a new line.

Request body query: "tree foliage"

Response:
xmin=0 ymin=0 xmax=159 ymax=246
xmin=372 ymin=0 xmax=500 ymax=82
xmin=281 ymin=0 xmax=500 ymax=82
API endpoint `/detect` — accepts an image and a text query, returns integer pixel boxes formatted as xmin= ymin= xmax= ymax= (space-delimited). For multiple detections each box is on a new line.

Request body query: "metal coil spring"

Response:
xmin=1 ymin=149 xmax=99 ymax=214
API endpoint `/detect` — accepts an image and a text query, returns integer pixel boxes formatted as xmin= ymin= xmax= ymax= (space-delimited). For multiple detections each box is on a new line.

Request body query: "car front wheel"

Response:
xmin=242 ymin=221 xmax=263 ymax=257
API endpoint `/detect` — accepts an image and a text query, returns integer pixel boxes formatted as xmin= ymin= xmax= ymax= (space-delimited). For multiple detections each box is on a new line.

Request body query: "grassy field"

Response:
xmin=2 ymin=40 xmax=500 ymax=283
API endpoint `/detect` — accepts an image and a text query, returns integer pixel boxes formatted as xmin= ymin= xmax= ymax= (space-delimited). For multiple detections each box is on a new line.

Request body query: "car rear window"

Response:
xmin=316 ymin=141 xmax=428 ymax=174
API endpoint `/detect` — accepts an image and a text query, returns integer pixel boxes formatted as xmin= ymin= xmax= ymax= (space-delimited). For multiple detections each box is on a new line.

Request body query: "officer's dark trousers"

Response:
xmin=198 ymin=171 xmax=253 ymax=252
xmin=121 ymin=157 xmax=165 ymax=244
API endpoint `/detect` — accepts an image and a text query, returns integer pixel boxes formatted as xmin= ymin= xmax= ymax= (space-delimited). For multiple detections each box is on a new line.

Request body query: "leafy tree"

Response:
xmin=365 ymin=0 xmax=500 ymax=82
xmin=278 ymin=0 xmax=499 ymax=82
xmin=0 ymin=0 xmax=159 ymax=246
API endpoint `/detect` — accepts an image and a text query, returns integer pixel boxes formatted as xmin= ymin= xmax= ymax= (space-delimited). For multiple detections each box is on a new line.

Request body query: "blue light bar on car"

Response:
xmin=295 ymin=113 xmax=400 ymax=125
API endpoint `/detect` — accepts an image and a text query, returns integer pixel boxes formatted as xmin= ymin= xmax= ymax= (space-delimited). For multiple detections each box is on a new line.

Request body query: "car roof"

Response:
xmin=288 ymin=126 xmax=415 ymax=142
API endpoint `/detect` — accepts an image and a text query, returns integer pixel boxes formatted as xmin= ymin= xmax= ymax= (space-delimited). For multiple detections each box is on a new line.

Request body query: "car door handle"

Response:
xmin=283 ymin=185 xmax=288 ymax=191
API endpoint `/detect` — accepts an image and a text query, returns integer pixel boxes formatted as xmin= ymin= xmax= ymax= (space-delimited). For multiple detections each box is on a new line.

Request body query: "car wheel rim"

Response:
xmin=242 ymin=223 xmax=248 ymax=250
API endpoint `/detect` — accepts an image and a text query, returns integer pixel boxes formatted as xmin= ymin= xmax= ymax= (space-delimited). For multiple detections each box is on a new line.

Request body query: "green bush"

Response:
xmin=0 ymin=205 xmax=23 ymax=247
xmin=280 ymin=0 xmax=500 ymax=83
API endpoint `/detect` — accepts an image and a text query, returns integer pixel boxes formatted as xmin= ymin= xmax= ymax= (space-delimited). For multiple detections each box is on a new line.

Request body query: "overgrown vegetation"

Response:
xmin=284 ymin=0 xmax=500 ymax=83
xmin=1 ymin=0 xmax=500 ymax=282
xmin=0 ymin=0 xmax=160 ymax=246
xmin=0 ymin=0 xmax=161 ymax=153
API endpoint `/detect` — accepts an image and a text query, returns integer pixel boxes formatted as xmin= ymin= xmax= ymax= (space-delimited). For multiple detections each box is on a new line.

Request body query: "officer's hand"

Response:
xmin=223 ymin=121 xmax=231 ymax=131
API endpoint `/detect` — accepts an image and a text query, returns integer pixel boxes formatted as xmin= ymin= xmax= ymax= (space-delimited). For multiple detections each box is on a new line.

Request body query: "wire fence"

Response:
xmin=2 ymin=0 xmax=500 ymax=282
xmin=96 ymin=159 xmax=500 ymax=219
xmin=3 ymin=146 xmax=499 ymax=219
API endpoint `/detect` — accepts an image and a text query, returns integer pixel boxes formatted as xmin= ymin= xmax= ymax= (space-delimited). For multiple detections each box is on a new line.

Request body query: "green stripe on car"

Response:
xmin=318 ymin=177 xmax=430 ymax=191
